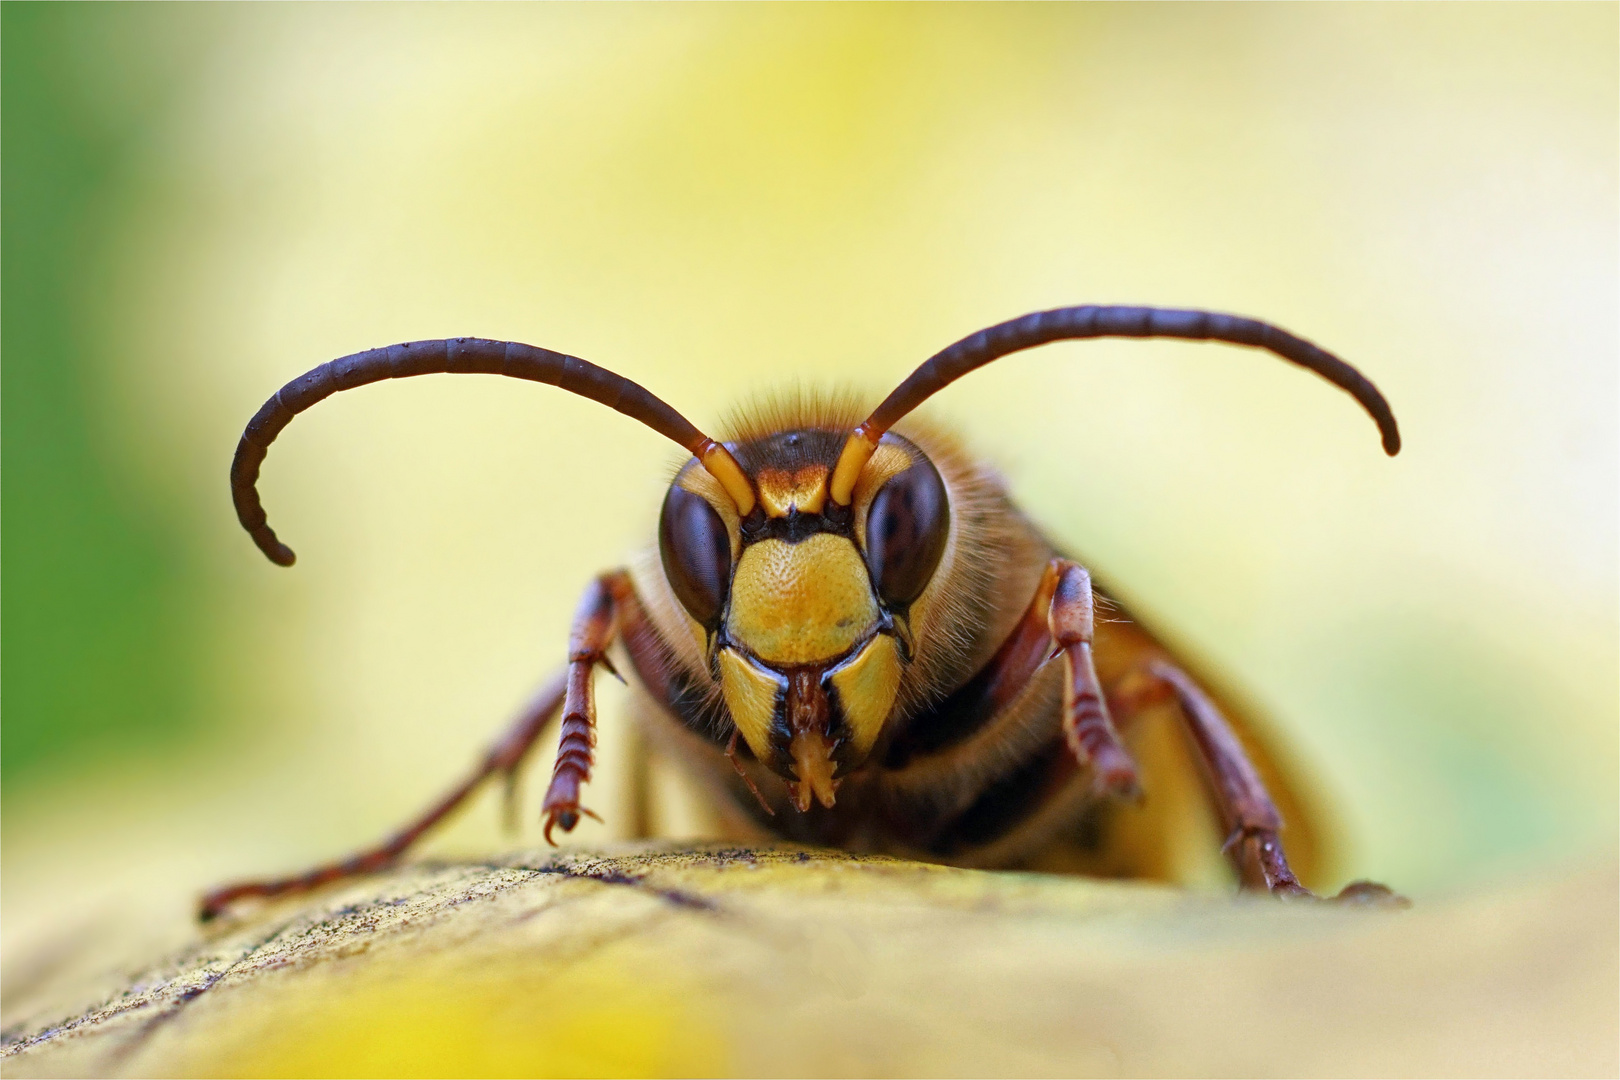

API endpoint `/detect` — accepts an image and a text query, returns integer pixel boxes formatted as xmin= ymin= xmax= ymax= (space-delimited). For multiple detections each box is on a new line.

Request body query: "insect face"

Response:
xmin=659 ymin=428 xmax=951 ymax=810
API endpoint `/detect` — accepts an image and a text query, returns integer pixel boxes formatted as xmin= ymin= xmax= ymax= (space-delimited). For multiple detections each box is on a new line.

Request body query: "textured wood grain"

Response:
xmin=2 ymin=845 xmax=1614 ymax=1078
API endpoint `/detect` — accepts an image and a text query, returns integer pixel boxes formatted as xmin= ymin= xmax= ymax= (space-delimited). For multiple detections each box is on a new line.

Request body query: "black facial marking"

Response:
xmin=739 ymin=499 xmax=854 ymax=545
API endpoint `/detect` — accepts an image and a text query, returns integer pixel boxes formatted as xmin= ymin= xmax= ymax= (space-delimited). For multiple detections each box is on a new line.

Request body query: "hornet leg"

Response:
xmin=540 ymin=571 xmax=633 ymax=843
xmin=883 ymin=557 xmax=1138 ymax=794
xmin=1113 ymin=658 xmax=1403 ymax=904
xmin=198 ymin=669 xmax=567 ymax=921
xmin=1046 ymin=560 xmax=1140 ymax=798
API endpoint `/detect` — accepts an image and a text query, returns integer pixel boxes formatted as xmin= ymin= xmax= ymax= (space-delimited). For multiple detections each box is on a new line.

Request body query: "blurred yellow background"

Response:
xmin=3 ymin=2 xmax=1614 ymax=953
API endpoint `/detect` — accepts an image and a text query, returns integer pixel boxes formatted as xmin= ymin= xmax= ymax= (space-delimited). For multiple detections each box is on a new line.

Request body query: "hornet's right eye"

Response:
xmin=659 ymin=484 xmax=732 ymax=630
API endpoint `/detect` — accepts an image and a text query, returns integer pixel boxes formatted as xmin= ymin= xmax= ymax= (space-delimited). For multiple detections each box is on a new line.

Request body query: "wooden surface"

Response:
xmin=2 ymin=845 xmax=1615 ymax=1078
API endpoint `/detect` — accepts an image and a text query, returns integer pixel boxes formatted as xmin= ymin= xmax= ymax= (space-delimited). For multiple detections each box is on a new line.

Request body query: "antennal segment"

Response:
xmin=232 ymin=337 xmax=755 ymax=566
xmin=829 ymin=305 xmax=1401 ymax=505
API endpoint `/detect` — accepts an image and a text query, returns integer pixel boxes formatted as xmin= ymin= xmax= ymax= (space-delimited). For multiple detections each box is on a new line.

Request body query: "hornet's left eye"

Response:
xmin=863 ymin=456 xmax=949 ymax=611
xmin=659 ymin=484 xmax=732 ymax=630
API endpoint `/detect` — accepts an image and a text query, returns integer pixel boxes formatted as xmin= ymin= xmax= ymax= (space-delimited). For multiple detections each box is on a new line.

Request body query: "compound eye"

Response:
xmin=659 ymin=484 xmax=732 ymax=630
xmin=864 ymin=457 xmax=949 ymax=610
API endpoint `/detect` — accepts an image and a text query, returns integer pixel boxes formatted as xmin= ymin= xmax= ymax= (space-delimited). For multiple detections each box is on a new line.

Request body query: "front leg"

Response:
xmin=540 ymin=570 xmax=633 ymax=842
xmin=884 ymin=557 xmax=1139 ymax=793
xmin=1046 ymin=560 xmax=1140 ymax=799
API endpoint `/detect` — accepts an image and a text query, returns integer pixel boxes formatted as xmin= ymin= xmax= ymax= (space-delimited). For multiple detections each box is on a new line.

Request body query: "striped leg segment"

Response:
xmin=540 ymin=571 xmax=632 ymax=843
xmin=198 ymin=669 xmax=568 ymax=921
xmin=883 ymin=557 xmax=1139 ymax=798
xmin=1046 ymin=560 xmax=1140 ymax=798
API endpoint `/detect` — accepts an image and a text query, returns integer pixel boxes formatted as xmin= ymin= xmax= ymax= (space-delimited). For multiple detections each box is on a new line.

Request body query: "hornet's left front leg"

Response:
xmin=883 ymin=557 xmax=1140 ymax=795
xmin=1046 ymin=560 xmax=1141 ymax=799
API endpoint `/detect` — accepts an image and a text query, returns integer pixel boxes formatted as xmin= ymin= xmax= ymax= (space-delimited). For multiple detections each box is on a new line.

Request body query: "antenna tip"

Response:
xmin=255 ymin=533 xmax=297 ymax=566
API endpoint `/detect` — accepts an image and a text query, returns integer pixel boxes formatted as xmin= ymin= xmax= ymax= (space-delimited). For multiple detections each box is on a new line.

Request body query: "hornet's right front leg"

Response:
xmin=541 ymin=570 xmax=635 ymax=842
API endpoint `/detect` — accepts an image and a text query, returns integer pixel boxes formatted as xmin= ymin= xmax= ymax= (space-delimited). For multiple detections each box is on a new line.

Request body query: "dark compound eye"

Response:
xmin=864 ymin=456 xmax=949 ymax=611
xmin=659 ymin=484 xmax=732 ymax=630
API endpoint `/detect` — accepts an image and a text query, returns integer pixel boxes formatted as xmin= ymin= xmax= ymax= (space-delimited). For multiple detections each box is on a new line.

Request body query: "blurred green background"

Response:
xmin=3 ymin=4 xmax=1614 ymax=938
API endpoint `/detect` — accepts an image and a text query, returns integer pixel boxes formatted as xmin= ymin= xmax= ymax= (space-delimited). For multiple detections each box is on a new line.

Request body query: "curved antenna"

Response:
xmin=829 ymin=305 xmax=1401 ymax=505
xmin=231 ymin=337 xmax=755 ymax=565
